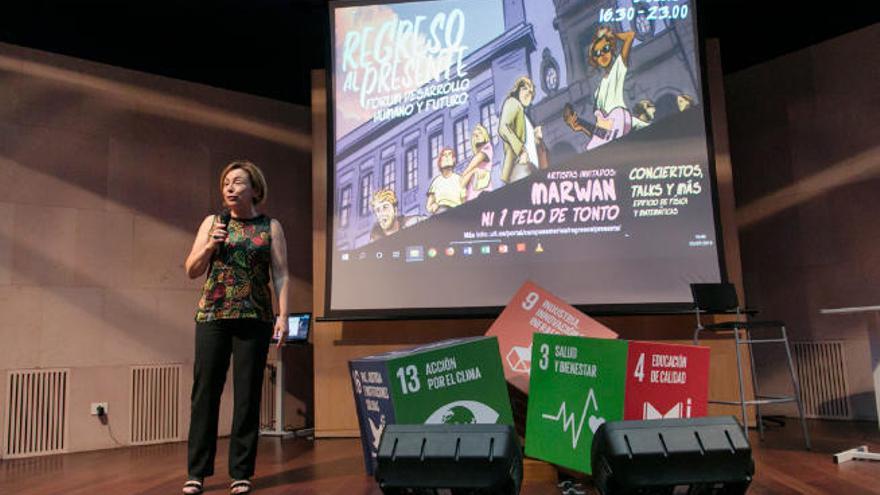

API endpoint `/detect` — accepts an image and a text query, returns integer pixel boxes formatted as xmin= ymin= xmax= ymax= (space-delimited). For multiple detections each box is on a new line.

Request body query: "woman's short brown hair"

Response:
xmin=220 ymin=160 xmax=268 ymax=205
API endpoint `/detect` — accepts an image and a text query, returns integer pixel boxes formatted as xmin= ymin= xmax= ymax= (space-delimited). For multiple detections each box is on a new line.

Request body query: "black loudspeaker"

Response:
xmin=591 ymin=416 xmax=754 ymax=495
xmin=374 ymin=424 xmax=523 ymax=495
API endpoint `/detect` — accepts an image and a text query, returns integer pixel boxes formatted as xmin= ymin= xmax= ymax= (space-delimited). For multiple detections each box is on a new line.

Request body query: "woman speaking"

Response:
xmin=182 ymin=160 xmax=289 ymax=495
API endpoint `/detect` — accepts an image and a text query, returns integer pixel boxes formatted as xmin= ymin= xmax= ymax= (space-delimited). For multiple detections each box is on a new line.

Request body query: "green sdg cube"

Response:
xmin=389 ymin=337 xmax=514 ymax=425
xmin=350 ymin=336 xmax=514 ymax=474
xmin=525 ymin=334 xmax=628 ymax=474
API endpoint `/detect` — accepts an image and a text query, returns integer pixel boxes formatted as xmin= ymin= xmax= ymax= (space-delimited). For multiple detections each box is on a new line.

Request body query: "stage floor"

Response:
xmin=2 ymin=419 xmax=879 ymax=494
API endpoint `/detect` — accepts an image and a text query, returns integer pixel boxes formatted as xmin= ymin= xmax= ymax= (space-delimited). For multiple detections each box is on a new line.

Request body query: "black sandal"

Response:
xmin=182 ymin=479 xmax=204 ymax=495
xmin=230 ymin=479 xmax=253 ymax=494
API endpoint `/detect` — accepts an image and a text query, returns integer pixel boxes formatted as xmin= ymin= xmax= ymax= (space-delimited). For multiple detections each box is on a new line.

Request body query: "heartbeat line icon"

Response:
xmin=542 ymin=388 xmax=601 ymax=449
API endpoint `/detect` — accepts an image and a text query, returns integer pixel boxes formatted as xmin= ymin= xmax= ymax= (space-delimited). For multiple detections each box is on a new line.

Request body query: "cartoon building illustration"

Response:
xmin=535 ymin=0 xmax=701 ymax=161
xmin=333 ymin=0 xmax=701 ymax=251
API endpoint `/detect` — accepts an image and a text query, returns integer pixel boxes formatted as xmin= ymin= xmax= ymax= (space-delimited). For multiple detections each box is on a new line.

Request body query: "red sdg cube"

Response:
xmin=623 ymin=341 xmax=710 ymax=421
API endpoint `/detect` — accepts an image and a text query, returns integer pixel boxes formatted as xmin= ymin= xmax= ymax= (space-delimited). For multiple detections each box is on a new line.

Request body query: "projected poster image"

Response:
xmin=328 ymin=0 xmax=721 ymax=314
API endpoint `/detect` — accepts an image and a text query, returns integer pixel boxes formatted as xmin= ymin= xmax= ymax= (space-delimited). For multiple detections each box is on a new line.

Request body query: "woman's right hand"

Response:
xmin=186 ymin=214 xmax=228 ymax=279
xmin=207 ymin=223 xmax=228 ymax=250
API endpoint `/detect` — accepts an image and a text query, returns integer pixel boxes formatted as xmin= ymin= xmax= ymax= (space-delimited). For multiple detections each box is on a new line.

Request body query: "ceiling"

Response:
xmin=1 ymin=1 xmax=877 ymax=106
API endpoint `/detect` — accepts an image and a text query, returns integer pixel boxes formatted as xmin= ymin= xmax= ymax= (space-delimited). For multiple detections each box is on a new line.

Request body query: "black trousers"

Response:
xmin=187 ymin=319 xmax=272 ymax=479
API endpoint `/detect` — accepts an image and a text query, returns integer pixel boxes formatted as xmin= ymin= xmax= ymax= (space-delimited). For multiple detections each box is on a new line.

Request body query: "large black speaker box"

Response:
xmin=591 ymin=416 xmax=754 ymax=495
xmin=374 ymin=424 xmax=523 ymax=495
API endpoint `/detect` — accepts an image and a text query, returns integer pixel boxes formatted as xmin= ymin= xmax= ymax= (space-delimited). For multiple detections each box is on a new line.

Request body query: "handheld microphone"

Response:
xmin=219 ymin=209 xmax=232 ymax=227
xmin=215 ymin=209 xmax=231 ymax=255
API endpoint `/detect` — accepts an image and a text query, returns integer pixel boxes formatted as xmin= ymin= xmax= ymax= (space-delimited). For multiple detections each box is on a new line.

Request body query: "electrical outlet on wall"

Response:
xmin=90 ymin=402 xmax=108 ymax=416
